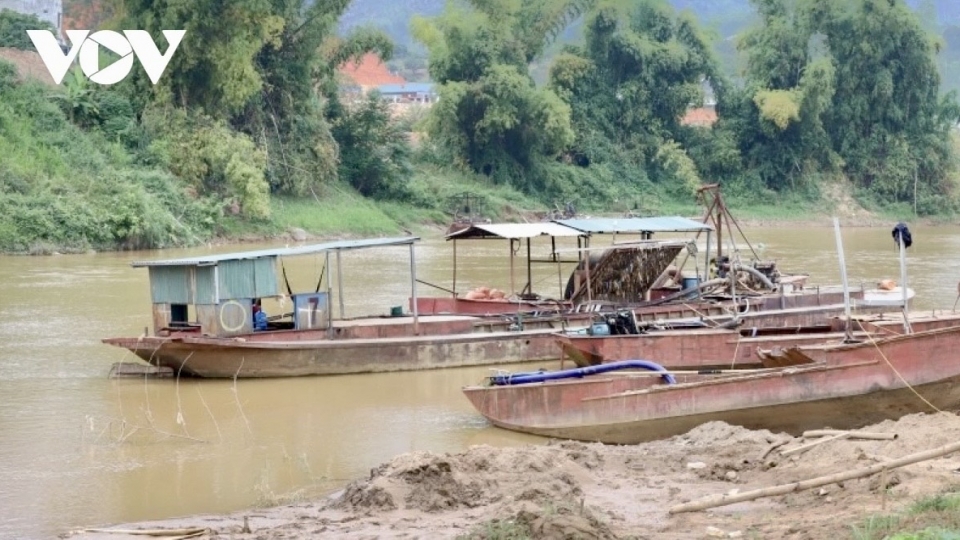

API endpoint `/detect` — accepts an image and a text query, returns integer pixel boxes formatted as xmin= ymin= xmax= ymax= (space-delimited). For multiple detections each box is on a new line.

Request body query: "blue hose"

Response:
xmin=489 ymin=359 xmax=676 ymax=386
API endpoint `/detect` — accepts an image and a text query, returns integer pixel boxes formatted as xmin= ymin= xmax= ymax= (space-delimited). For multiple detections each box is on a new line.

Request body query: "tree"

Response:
xmin=730 ymin=0 xmax=959 ymax=210
xmin=726 ymin=0 xmax=838 ymax=191
xmin=0 ymin=9 xmax=53 ymax=50
xmin=412 ymin=0 xmax=586 ymax=190
xmin=822 ymin=0 xmax=958 ymax=207
xmin=548 ymin=0 xmax=722 ymax=194
xmin=116 ymin=0 xmax=395 ymax=197
xmin=330 ymin=92 xmax=413 ymax=199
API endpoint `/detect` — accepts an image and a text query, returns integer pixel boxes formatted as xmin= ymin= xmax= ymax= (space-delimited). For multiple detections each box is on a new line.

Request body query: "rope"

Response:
xmin=730 ymin=333 xmax=742 ymax=370
xmin=314 ymin=264 xmax=325 ymax=294
xmin=280 ymin=259 xmax=294 ymax=296
xmin=853 ymin=319 xmax=941 ymax=414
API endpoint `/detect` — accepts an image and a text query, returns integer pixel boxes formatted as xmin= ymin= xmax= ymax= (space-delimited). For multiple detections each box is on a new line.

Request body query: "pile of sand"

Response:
xmin=68 ymin=412 xmax=960 ymax=540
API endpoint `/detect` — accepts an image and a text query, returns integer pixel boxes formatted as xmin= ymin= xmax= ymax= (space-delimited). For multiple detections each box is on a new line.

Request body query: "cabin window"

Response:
xmin=170 ymin=304 xmax=189 ymax=326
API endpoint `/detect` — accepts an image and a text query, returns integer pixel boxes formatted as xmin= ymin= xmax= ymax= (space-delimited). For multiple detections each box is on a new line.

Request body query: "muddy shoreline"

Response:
xmin=66 ymin=412 xmax=960 ymax=539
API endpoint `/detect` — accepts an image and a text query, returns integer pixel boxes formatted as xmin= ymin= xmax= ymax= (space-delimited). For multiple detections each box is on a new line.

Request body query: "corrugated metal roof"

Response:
xmin=554 ymin=216 xmax=713 ymax=234
xmin=445 ymin=222 xmax=585 ymax=240
xmin=131 ymin=236 xmax=420 ymax=268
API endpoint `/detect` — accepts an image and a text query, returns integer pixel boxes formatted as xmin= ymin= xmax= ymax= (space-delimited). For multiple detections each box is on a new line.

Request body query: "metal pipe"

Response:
xmin=410 ymin=242 xmax=419 ymax=334
xmin=704 ymin=231 xmax=712 ymax=280
xmin=733 ymin=264 xmax=776 ymax=290
xmin=526 ymin=238 xmax=532 ymax=296
xmin=509 ymin=239 xmax=516 ymax=297
xmin=336 ymin=250 xmax=345 ymax=319
xmin=585 ymin=237 xmax=592 ymax=304
xmin=325 ymin=250 xmax=333 ymax=335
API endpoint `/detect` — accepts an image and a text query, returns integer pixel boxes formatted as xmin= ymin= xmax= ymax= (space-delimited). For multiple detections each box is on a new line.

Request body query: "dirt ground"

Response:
xmin=65 ymin=411 xmax=960 ymax=540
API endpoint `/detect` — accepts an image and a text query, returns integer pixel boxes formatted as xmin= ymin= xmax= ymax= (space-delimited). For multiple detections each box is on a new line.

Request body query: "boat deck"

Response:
xmin=330 ymin=314 xmax=480 ymax=327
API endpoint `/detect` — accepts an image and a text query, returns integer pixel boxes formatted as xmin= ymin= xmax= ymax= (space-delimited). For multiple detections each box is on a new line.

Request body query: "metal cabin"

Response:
xmin=130 ymin=237 xmax=420 ymax=337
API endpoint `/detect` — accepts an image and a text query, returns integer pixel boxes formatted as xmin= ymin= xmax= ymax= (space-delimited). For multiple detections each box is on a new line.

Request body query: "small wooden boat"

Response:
xmin=462 ymin=323 xmax=960 ymax=444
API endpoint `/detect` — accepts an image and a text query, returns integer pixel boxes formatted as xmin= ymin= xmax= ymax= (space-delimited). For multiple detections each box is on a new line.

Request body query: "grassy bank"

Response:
xmin=852 ymin=488 xmax=960 ymax=539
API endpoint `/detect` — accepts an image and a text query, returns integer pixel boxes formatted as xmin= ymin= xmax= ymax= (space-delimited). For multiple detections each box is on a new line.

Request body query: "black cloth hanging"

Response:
xmin=892 ymin=222 xmax=912 ymax=249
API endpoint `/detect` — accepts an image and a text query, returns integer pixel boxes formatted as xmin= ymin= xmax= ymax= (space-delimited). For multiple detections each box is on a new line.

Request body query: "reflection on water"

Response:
xmin=0 ymin=225 xmax=958 ymax=539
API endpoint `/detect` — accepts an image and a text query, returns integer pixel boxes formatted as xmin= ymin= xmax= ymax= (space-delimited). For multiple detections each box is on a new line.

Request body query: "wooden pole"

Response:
xmin=802 ymin=430 xmax=898 ymax=440
xmin=833 ymin=217 xmax=852 ymax=340
xmin=914 ymin=167 xmax=918 ymax=218
xmin=557 ymin=248 xmax=564 ymax=298
xmin=780 ymin=432 xmax=850 ymax=457
xmin=669 ymin=439 xmax=960 ymax=514
xmin=452 ymin=239 xmax=457 ymax=298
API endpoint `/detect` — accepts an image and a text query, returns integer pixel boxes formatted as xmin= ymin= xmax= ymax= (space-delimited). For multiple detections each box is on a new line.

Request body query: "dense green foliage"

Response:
xmin=549 ymin=0 xmax=723 ymax=197
xmin=720 ymin=0 xmax=960 ymax=213
xmin=3 ymin=0 xmax=960 ymax=253
xmin=0 ymin=61 xmax=219 ymax=252
xmin=328 ymin=92 xmax=414 ymax=200
xmin=0 ymin=8 xmax=53 ymax=49
xmin=411 ymin=0 xmax=588 ymax=191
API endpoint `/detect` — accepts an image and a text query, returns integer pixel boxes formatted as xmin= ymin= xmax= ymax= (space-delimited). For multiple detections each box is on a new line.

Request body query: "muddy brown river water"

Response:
xmin=0 ymin=224 xmax=957 ymax=539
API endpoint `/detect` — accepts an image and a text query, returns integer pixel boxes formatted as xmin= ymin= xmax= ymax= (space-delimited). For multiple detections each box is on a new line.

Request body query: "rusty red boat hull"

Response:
xmin=463 ymin=324 xmax=960 ymax=444
xmin=558 ymin=311 xmax=960 ymax=369
xmin=103 ymin=302 xmax=907 ymax=378
xmin=102 ymin=332 xmax=559 ymax=378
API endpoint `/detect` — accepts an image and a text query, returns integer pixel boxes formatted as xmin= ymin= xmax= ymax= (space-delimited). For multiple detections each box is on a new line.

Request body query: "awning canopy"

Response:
xmin=131 ymin=236 xmax=420 ymax=267
xmin=554 ymin=216 xmax=713 ymax=234
xmin=445 ymin=222 xmax=585 ymax=240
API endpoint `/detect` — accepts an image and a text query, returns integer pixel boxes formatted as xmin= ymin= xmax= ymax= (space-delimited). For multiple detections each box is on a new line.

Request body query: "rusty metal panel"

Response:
xmin=253 ymin=257 xmax=279 ymax=297
xmin=148 ymin=266 xmax=190 ymax=304
xmin=194 ymin=266 xmax=217 ymax=305
xmin=217 ymin=259 xmax=258 ymax=300
xmin=197 ymin=300 xmax=253 ymax=336
xmin=151 ymin=303 xmax=172 ymax=333
xmin=292 ymin=292 xmax=328 ymax=330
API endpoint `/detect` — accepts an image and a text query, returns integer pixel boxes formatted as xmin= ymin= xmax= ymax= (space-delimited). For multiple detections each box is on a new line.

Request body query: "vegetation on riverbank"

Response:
xmin=1 ymin=0 xmax=959 ymax=254
xmin=852 ymin=488 xmax=960 ymax=540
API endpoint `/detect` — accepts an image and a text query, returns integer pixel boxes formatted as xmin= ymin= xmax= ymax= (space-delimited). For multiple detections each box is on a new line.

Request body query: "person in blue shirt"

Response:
xmin=252 ymin=298 xmax=268 ymax=331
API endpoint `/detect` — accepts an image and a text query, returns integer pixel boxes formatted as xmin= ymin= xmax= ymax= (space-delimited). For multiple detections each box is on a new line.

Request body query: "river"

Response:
xmin=0 ymin=224 xmax=957 ymax=539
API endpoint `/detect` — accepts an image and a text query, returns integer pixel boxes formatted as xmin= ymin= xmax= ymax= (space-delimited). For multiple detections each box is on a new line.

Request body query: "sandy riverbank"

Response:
xmin=65 ymin=412 xmax=960 ymax=539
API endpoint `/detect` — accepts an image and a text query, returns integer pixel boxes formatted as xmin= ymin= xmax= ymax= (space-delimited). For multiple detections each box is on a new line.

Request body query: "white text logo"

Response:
xmin=27 ymin=29 xmax=185 ymax=85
